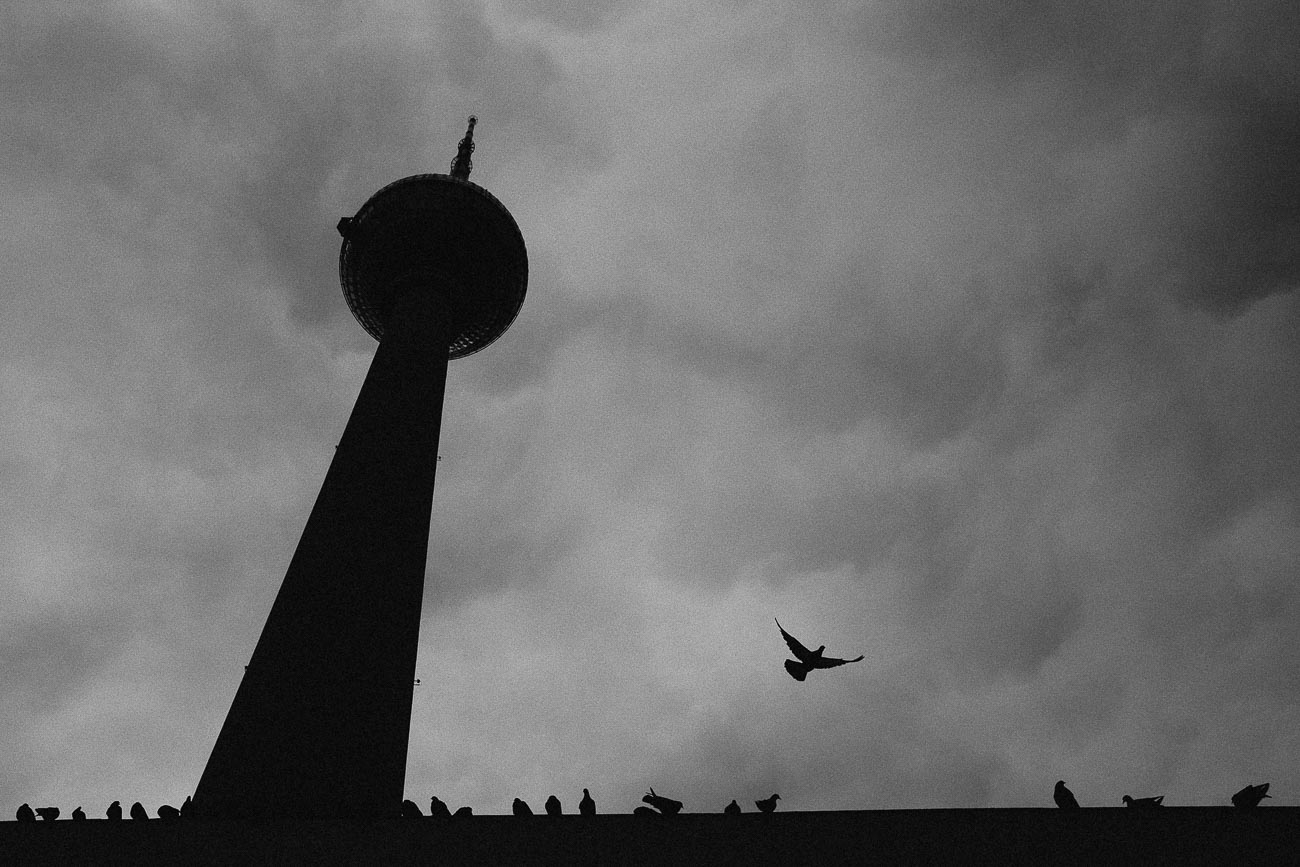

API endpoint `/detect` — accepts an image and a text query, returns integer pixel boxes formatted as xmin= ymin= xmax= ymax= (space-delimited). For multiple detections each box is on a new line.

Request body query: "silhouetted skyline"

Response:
xmin=2 ymin=1 xmax=1298 ymax=816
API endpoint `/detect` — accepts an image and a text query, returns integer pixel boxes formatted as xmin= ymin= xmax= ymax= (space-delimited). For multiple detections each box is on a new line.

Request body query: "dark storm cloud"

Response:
xmin=0 ymin=1 xmax=609 ymax=332
xmin=857 ymin=0 xmax=1300 ymax=312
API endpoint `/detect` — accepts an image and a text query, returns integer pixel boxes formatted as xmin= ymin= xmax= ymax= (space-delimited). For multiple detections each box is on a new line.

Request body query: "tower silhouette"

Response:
xmin=193 ymin=118 xmax=527 ymax=819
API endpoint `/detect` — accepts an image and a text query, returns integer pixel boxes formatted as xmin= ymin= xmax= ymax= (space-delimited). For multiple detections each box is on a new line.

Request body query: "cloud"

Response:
xmin=2 ymin=0 xmax=1300 ymax=815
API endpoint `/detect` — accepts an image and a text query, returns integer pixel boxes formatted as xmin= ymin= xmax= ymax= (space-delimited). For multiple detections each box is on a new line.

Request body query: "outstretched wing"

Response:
xmin=809 ymin=654 xmax=865 ymax=670
xmin=775 ymin=619 xmax=816 ymax=664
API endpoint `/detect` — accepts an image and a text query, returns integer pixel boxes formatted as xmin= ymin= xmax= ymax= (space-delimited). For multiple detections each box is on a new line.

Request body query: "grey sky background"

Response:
xmin=3 ymin=0 xmax=1299 ymax=814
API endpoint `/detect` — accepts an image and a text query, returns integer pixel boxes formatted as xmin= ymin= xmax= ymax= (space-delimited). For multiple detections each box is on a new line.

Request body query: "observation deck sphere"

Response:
xmin=338 ymin=174 xmax=528 ymax=358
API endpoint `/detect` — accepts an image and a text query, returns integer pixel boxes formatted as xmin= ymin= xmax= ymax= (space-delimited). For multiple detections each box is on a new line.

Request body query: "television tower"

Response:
xmin=193 ymin=118 xmax=527 ymax=818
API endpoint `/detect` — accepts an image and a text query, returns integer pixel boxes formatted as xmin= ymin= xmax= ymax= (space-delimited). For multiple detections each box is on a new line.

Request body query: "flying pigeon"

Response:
xmin=106 ymin=801 xmax=122 ymax=820
xmin=157 ymin=804 xmax=181 ymax=821
xmin=71 ymin=807 xmax=86 ymax=821
xmin=1122 ymin=795 xmax=1164 ymax=808
xmin=429 ymin=796 xmax=452 ymax=818
xmin=642 ymin=788 xmax=683 ymax=815
xmin=16 ymin=804 xmax=36 ymax=822
xmin=724 ymin=800 xmax=741 ymax=815
xmin=512 ymin=798 xmax=533 ymax=816
xmin=1054 ymin=781 xmax=1081 ymax=808
xmin=35 ymin=807 xmax=60 ymax=821
xmin=400 ymin=800 xmax=422 ymax=818
xmin=579 ymin=789 xmax=596 ymax=816
xmin=1232 ymin=783 xmax=1271 ymax=808
xmin=755 ymin=794 xmax=780 ymax=814
xmin=776 ymin=619 xmax=863 ymax=681
xmin=130 ymin=801 xmax=149 ymax=820
xmin=453 ymin=806 xmax=473 ymax=817
xmin=544 ymin=795 xmax=562 ymax=816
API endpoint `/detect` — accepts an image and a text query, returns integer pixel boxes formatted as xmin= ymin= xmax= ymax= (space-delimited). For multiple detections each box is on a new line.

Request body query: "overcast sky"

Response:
xmin=3 ymin=0 xmax=1299 ymax=816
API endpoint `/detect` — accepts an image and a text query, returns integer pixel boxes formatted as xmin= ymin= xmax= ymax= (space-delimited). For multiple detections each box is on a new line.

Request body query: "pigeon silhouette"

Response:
xmin=157 ymin=804 xmax=181 ymax=821
xmin=180 ymin=796 xmax=193 ymax=818
xmin=724 ymin=800 xmax=741 ymax=814
xmin=776 ymin=619 xmax=863 ymax=681
xmin=71 ymin=807 xmax=86 ymax=821
xmin=512 ymin=798 xmax=533 ymax=816
xmin=544 ymin=795 xmax=562 ymax=816
xmin=453 ymin=806 xmax=473 ymax=817
xmin=35 ymin=807 xmax=59 ymax=821
xmin=429 ymin=796 xmax=452 ymax=818
xmin=755 ymin=794 xmax=780 ymax=813
xmin=633 ymin=806 xmax=659 ymax=817
xmin=1122 ymin=795 xmax=1164 ymax=808
xmin=130 ymin=801 xmax=149 ymax=820
xmin=1232 ymin=783 xmax=1271 ymax=808
xmin=579 ymin=789 xmax=596 ymax=816
xmin=106 ymin=801 xmax=122 ymax=820
xmin=16 ymin=804 xmax=36 ymax=822
xmin=400 ymin=799 xmax=422 ymax=818
xmin=1054 ymin=781 xmax=1081 ymax=808
xmin=642 ymin=788 xmax=683 ymax=815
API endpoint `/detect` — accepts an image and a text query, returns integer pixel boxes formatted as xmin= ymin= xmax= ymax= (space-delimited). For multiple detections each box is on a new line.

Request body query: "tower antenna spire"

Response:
xmin=450 ymin=115 xmax=477 ymax=179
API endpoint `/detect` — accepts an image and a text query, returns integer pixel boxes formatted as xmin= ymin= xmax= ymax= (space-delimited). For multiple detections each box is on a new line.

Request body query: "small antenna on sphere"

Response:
xmin=450 ymin=116 xmax=477 ymax=179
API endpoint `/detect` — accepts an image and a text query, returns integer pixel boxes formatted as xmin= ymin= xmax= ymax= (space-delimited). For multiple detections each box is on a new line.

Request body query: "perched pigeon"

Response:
xmin=544 ymin=795 xmax=562 ymax=816
xmin=400 ymin=800 xmax=422 ymax=818
xmin=35 ymin=807 xmax=60 ymax=821
xmin=633 ymin=806 xmax=659 ymax=817
xmin=1122 ymin=795 xmax=1164 ymax=808
xmin=453 ymin=806 xmax=473 ymax=817
xmin=1232 ymin=783 xmax=1271 ymax=808
xmin=429 ymin=796 xmax=452 ymax=818
xmin=1054 ymin=781 xmax=1081 ymax=809
xmin=71 ymin=807 xmax=86 ymax=821
xmin=180 ymin=796 xmax=193 ymax=819
xmin=130 ymin=801 xmax=149 ymax=820
xmin=157 ymin=805 xmax=181 ymax=821
xmin=724 ymin=800 xmax=741 ymax=815
xmin=642 ymin=788 xmax=683 ymax=815
xmin=16 ymin=804 xmax=36 ymax=822
xmin=579 ymin=789 xmax=596 ymax=816
xmin=776 ymin=619 xmax=863 ymax=681
xmin=106 ymin=801 xmax=122 ymax=821
xmin=755 ymin=794 xmax=780 ymax=814
xmin=512 ymin=798 xmax=533 ymax=816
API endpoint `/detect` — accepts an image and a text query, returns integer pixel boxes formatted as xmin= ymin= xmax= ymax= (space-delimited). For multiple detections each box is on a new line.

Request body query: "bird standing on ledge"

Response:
xmin=1231 ymin=783 xmax=1271 ymax=807
xmin=1054 ymin=781 xmax=1081 ymax=808
xmin=756 ymin=794 xmax=781 ymax=813
xmin=1122 ymin=795 xmax=1164 ymax=808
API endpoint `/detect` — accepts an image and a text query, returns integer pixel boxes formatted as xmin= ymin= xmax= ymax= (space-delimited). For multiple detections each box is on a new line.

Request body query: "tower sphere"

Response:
xmin=338 ymin=173 xmax=528 ymax=358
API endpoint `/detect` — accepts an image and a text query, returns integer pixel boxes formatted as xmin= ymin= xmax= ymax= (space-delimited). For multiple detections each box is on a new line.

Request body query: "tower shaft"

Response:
xmin=194 ymin=284 xmax=452 ymax=818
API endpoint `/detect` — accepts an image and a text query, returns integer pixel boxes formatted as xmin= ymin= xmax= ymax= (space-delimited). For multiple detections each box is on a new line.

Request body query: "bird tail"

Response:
xmin=784 ymin=660 xmax=809 ymax=681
